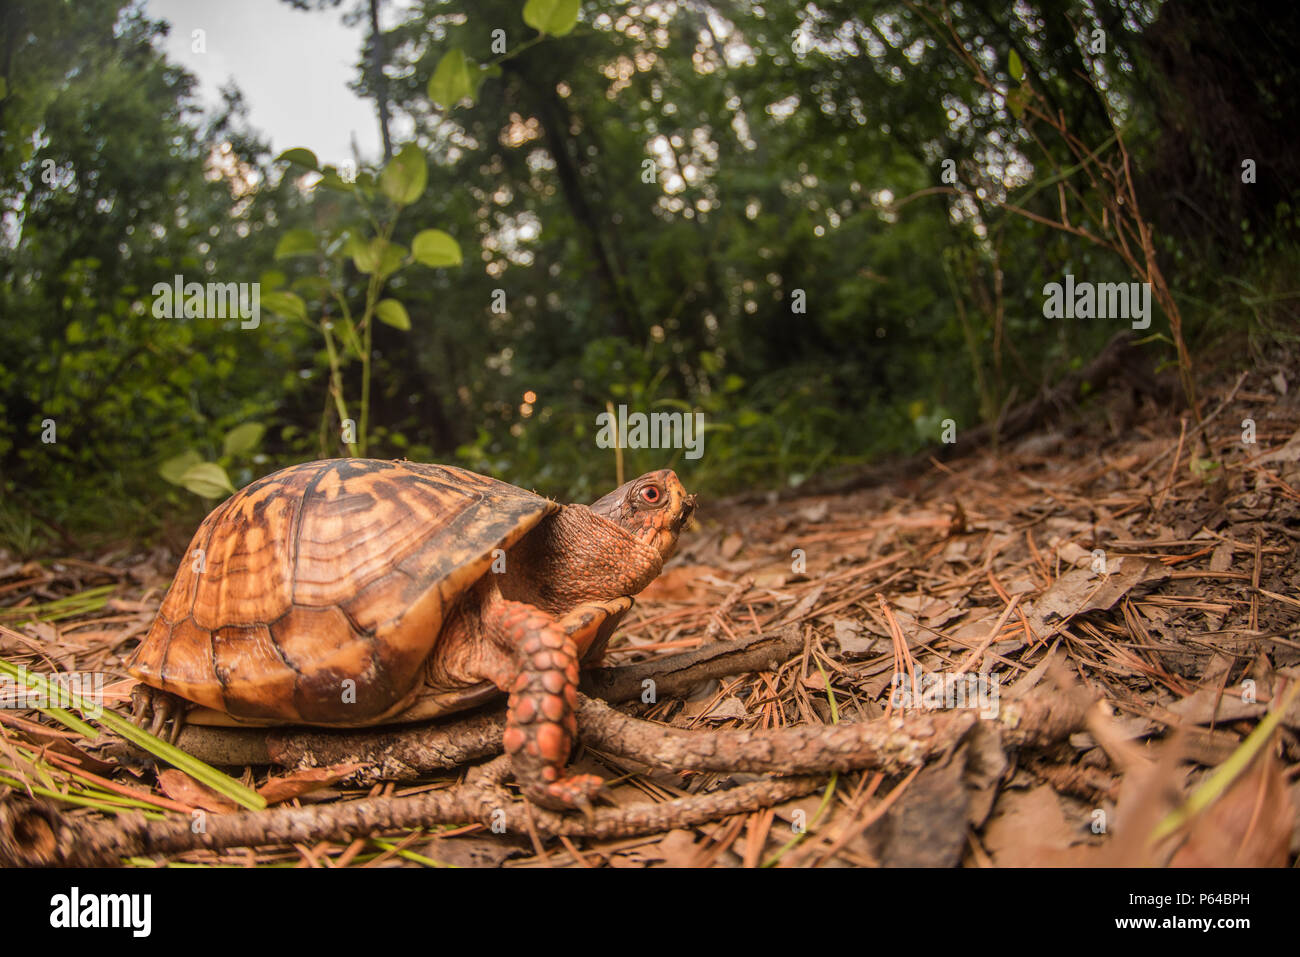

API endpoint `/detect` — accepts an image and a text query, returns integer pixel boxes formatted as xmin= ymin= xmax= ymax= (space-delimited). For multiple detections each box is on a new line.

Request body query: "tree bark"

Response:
xmin=368 ymin=0 xmax=393 ymax=162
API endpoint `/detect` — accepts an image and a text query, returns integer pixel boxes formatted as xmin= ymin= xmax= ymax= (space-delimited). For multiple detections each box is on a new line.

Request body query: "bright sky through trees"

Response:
xmin=144 ymin=0 xmax=383 ymax=165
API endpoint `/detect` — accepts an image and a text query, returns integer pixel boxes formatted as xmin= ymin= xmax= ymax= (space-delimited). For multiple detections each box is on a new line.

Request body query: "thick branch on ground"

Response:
xmin=578 ymin=695 xmax=978 ymax=774
xmin=2 ymin=776 xmax=824 ymax=867
xmin=582 ymin=626 xmax=803 ymax=702
xmin=2 ymin=683 xmax=1093 ymax=865
xmin=195 ymin=692 xmax=989 ymax=781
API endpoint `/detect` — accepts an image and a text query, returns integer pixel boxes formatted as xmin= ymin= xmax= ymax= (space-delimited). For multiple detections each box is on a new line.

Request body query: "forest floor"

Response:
xmin=2 ymin=342 xmax=1299 ymax=867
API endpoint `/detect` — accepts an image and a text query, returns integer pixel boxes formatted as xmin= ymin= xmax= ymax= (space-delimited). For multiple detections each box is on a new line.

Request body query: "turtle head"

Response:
xmin=590 ymin=469 xmax=697 ymax=561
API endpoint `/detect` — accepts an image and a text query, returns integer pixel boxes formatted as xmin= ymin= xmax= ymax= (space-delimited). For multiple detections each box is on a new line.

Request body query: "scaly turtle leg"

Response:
xmin=483 ymin=597 xmax=632 ymax=815
xmin=129 ymin=684 xmax=188 ymax=744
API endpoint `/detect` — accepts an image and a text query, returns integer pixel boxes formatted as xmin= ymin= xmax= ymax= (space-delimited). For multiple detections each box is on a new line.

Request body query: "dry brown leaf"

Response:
xmin=1168 ymin=685 xmax=1265 ymax=725
xmin=719 ymin=532 xmax=745 ymax=560
xmin=608 ymin=830 xmax=704 ymax=867
xmin=156 ymin=769 xmax=237 ymax=813
xmin=867 ymin=748 xmax=969 ymax=867
xmin=655 ymin=828 xmax=706 ymax=867
xmin=772 ymin=582 xmax=826 ymax=627
xmin=418 ymin=837 xmax=519 ymax=868
xmin=832 ymin=618 xmax=877 ymax=658
xmin=981 ymin=784 xmax=1084 ymax=867
xmin=258 ymin=763 xmax=364 ymax=804
xmin=1022 ymin=555 xmax=1169 ymax=640
xmin=1258 ymin=425 xmax=1300 ymax=464
xmin=1169 ymin=747 xmax=1294 ymax=867
xmin=702 ymin=696 xmax=749 ymax=721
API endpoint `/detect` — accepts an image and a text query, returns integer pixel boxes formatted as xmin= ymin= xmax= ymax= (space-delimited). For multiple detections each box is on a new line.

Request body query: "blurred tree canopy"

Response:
xmin=1 ymin=0 xmax=1297 ymax=551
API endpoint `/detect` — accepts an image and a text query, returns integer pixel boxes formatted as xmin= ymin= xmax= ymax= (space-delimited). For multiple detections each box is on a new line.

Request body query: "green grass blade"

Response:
xmin=0 ymin=772 xmax=167 ymax=819
xmin=0 ymin=657 xmax=266 ymax=811
xmin=42 ymin=706 xmax=101 ymax=739
xmin=371 ymin=834 xmax=457 ymax=868
xmin=1150 ymin=679 xmax=1300 ymax=843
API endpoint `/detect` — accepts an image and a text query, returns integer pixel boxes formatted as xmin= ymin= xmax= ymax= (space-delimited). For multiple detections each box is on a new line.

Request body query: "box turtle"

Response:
xmin=127 ymin=458 xmax=696 ymax=812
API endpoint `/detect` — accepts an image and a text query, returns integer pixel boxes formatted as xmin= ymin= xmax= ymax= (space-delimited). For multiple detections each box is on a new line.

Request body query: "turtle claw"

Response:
xmin=131 ymin=685 xmax=186 ymax=743
xmin=526 ymin=773 xmax=606 ymax=819
xmin=130 ymin=688 xmax=149 ymax=724
xmin=573 ymin=794 xmax=596 ymax=827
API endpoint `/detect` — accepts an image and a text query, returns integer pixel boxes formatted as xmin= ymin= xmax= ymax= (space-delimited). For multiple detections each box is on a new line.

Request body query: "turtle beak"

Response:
xmin=678 ymin=493 xmax=698 ymax=529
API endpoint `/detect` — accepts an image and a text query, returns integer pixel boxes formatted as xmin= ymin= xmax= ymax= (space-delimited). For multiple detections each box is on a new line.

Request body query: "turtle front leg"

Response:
xmin=482 ymin=598 xmax=631 ymax=814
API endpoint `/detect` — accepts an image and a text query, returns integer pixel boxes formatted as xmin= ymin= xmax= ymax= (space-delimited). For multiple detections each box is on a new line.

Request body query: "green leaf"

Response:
xmin=345 ymin=232 xmax=377 ymax=273
xmin=523 ymin=0 xmax=580 ymax=36
xmin=375 ymin=299 xmax=412 ymax=330
xmin=348 ymin=236 xmax=407 ymax=277
xmin=380 ymin=143 xmax=427 ymax=206
xmin=159 ymin=450 xmax=203 ymax=486
xmin=292 ymin=276 xmax=332 ymax=299
xmin=318 ymin=166 xmax=356 ymax=192
xmin=352 ymin=170 xmax=378 ymax=196
xmin=1008 ymin=49 xmax=1025 ymax=82
xmin=259 ymin=269 xmax=287 ymax=291
xmin=376 ymin=242 xmax=408 ymax=278
xmin=178 ymin=462 xmax=237 ymax=499
xmin=411 ymin=229 xmax=463 ymax=267
xmin=274 ymin=228 xmax=317 ymax=260
xmin=428 ymin=49 xmax=475 ymax=108
xmin=223 ymin=422 xmax=265 ymax=458
xmin=263 ymin=290 xmax=308 ymax=322
xmin=1006 ymin=86 xmax=1027 ymax=119
xmin=275 ymin=147 xmax=320 ymax=170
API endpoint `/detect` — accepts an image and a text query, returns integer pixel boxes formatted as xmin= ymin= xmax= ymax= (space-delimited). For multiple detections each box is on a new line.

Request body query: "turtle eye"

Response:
xmin=639 ymin=485 xmax=663 ymax=506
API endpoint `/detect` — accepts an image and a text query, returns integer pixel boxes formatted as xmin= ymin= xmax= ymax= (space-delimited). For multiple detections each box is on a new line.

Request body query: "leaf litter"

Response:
xmin=1 ymin=358 xmax=1298 ymax=867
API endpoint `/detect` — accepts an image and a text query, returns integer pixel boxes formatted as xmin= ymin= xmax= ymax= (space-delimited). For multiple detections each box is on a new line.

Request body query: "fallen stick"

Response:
xmin=3 ymin=682 xmax=1092 ymax=865
xmin=579 ymin=695 xmax=977 ymax=774
xmin=0 ymin=774 xmax=823 ymax=867
xmin=261 ymin=642 xmax=1086 ymax=782
xmin=583 ymin=625 xmax=799 ymax=702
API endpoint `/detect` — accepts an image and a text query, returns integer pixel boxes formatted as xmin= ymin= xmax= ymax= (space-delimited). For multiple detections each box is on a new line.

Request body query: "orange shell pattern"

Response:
xmin=127 ymin=459 xmax=557 ymax=723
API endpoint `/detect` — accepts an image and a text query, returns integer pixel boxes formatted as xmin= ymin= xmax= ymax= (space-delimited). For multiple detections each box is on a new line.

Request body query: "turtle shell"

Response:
xmin=127 ymin=459 xmax=558 ymax=725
